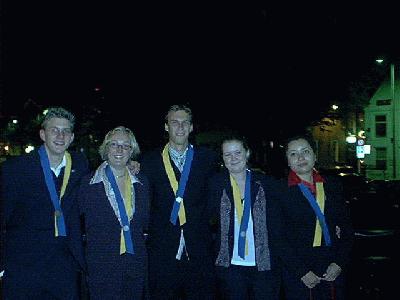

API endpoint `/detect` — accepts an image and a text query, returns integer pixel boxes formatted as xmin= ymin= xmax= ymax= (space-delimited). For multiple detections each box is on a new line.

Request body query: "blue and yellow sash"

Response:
xmin=105 ymin=166 xmax=134 ymax=255
xmin=39 ymin=145 xmax=72 ymax=237
xmin=162 ymin=144 xmax=194 ymax=226
xmin=230 ymin=170 xmax=251 ymax=258
xmin=298 ymin=182 xmax=331 ymax=246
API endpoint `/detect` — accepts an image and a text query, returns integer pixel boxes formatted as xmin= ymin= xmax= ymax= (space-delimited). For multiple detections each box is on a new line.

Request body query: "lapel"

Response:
xmin=223 ymin=170 xmax=234 ymax=206
xmin=250 ymin=172 xmax=258 ymax=209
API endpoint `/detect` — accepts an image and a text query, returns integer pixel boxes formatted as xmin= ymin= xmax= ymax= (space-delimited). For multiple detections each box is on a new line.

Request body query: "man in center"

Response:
xmin=141 ymin=104 xmax=219 ymax=299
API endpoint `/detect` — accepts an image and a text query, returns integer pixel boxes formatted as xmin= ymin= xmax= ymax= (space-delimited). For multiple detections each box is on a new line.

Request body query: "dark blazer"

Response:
xmin=140 ymin=146 xmax=219 ymax=268
xmin=0 ymin=150 xmax=89 ymax=298
xmin=277 ymin=175 xmax=354 ymax=299
xmin=207 ymin=169 xmax=283 ymax=272
xmin=78 ymin=170 xmax=150 ymax=299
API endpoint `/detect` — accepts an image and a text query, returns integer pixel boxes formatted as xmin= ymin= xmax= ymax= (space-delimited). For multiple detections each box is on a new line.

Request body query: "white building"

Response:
xmin=364 ymin=79 xmax=400 ymax=180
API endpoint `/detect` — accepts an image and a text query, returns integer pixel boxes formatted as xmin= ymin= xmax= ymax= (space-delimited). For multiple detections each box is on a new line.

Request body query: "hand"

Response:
xmin=301 ymin=271 xmax=321 ymax=289
xmin=322 ymin=262 xmax=342 ymax=281
xmin=127 ymin=160 xmax=140 ymax=175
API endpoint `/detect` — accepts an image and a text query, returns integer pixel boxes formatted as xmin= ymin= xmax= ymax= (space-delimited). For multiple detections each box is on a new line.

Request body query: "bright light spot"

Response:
xmin=346 ymin=136 xmax=357 ymax=143
xmin=376 ymin=59 xmax=384 ymax=64
xmin=332 ymin=104 xmax=338 ymax=110
xmin=43 ymin=109 xmax=48 ymax=115
xmin=364 ymin=145 xmax=371 ymax=154
xmin=12 ymin=119 xmax=18 ymax=124
xmin=358 ymin=130 xmax=366 ymax=138
xmin=4 ymin=145 xmax=9 ymax=151
xmin=25 ymin=145 xmax=35 ymax=153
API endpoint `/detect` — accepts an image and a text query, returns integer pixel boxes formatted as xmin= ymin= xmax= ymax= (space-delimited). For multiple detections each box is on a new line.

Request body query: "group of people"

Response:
xmin=0 ymin=104 xmax=354 ymax=299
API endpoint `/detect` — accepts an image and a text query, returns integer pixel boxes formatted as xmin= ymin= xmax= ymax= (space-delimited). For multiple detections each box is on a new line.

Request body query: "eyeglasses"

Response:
xmin=108 ymin=141 xmax=132 ymax=151
xmin=47 ymin=127 xmax=73 ymax=136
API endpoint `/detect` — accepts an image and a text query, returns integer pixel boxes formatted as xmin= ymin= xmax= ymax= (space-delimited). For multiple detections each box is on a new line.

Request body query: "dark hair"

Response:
xmin=221 ymin=133 xmax=251 ymax=160
xmin=165 ymin=104 xmax=193 ymax=124
xmin=284 ymin=133 xmax=317 ymax=154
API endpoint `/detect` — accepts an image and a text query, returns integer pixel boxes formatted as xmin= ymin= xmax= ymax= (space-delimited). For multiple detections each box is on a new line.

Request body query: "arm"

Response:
xmin=324 ymin=177 xmax=354 ymax=281
xmin=0 ymin=162 xmax=18 ymax=274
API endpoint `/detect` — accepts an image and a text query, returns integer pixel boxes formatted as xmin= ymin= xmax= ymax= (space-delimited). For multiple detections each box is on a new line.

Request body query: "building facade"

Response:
xmin=364 ymin=79 xmax=400 ymax=180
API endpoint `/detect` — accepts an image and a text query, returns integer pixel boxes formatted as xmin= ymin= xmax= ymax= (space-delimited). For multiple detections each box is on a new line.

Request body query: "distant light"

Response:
xmin=358 ymin=130 xmax=366 ymax=138
xmin=4 ymin=145 xmax=9 ymax=151
xmin=332 ymin=104 xmax=339 ymax=110
xmin=94 ymin=87 xmax=101 ymax=92
xmin=12 ymin=119 xmax=18 ymax=124
xmin=25 ymin=145 xmax=35 ymax=153
xmin=269 ymin=141 xmax=274 ymax=148
xmin=376 ymin=59 xmax=384 ymax=64
xmin=43 ymin=109 xmax=48 ymax=115
xmin=346 ymin=136 xmax=357 ymax=143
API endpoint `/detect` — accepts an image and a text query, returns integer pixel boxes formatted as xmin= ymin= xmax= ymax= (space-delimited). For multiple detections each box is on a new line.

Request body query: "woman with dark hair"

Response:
xmin=208 ymin=135 xmax=282 ymax=299
xmin=279 ymin=133 xmax=354 ymax=300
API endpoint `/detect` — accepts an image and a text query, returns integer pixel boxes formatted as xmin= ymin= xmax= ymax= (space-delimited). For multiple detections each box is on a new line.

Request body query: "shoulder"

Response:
xmin=1 ymin=153 xmax=36 ymax=171
xmin=322 ymin=175 xmax=343 ymax=188
xmin=136 ymin=172 xmax=149 ymax=185
xmin=69 ymin=151 xmax=89 ymax=172
xmin=209 ymin=169 xmax=228 ymax=183
xmin=193 ymin=146 xmax=219 ymax=170
xmin=140 ymin=148 xmax=162 ymax=163
xmin=193 ymin=145 xmax=217 ymax=158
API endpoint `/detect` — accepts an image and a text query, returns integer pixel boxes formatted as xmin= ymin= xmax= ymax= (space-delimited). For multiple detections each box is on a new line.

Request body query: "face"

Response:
xmin=39 ymin=117 xmax=74 ymax=157
xmin=286 ymin=138 xmax=316 ymax=176
xmin=106 ymin=131 xmax=133 ymax=169
xmin=222 ymin=140 xmax=248 ymax=175
xmin=165 ymin=110 xmax=193 ymax=148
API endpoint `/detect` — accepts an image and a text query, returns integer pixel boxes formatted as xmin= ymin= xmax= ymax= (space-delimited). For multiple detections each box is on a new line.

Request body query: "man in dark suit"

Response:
xmin=0 ymin=107 xmax=89 ymax=299
xmin=141 ymin=104 xmax=219 ymax=299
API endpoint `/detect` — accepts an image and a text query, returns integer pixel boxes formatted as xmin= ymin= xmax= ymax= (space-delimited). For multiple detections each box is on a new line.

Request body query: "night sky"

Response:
xmin=2 ymin=2 xmax=400 ymax=142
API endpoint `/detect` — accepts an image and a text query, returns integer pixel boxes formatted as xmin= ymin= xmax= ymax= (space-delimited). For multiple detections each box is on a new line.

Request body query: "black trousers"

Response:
xmin=149 ymin=256 xmax=216 ymax=300
xmin=216 ymin=265 xmax=280 ymax=300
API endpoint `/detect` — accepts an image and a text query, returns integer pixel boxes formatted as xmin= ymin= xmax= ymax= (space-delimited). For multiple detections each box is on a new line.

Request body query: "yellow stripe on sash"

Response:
xmin=55 ymin=151 xmax=72 ymax=237
xmin=230 ymin=175 xmax=248 ymax=255
xmin=313 ymin=182 xmax=325 ymax=247
xmin=120 ymin=170 xmax=132 ymax=254
xmin=162 ymin=145 xmax=186 ymax=225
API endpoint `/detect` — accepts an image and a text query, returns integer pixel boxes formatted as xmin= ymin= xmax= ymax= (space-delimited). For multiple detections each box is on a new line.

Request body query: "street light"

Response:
xmin=376 ymin=59 xmax=396 ymax=178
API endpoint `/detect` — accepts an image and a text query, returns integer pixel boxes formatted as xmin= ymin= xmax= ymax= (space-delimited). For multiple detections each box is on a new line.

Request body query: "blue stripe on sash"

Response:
xmin=106 ymin=165 xmax=134 ymax=254
xmin=238 ymin=170 xmax=251 ymax=258
xmin=38 ymin=145 xmax=67 ymax=236
xmin=298 ymin=183 xmax=331 ymax=246
xmin=169 ymin=145 xmax=194 ymax=225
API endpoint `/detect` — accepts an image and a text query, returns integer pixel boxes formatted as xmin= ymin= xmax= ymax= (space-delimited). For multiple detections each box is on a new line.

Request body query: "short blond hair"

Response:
xmin=41 ymin=107 xmax=75 ymax=131
xmin=98 ymin=126 xmax=140 ymax=160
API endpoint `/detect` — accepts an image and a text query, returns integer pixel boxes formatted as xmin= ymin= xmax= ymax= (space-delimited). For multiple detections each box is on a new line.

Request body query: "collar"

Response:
xmin=288 ymin=169 xmax=324 ymax=193
xmin=90 ymin=161 xmax=141 ymax=185
xmin=168 ymin=144 xmax=188 ymax=159
xmin=51 ymin=154 xmax=66 ymax=177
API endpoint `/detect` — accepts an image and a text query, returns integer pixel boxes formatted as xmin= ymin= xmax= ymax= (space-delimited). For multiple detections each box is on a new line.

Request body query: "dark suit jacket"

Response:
xmin=140 ymin=146 xmax=219 ymax=270
xmin=78 ymin=171 xmax=150 ymax=299
xmin=277 ymin=175 xmax=354 ymax=279
xmin=0 ymin=150 xmax=89 ymax=298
